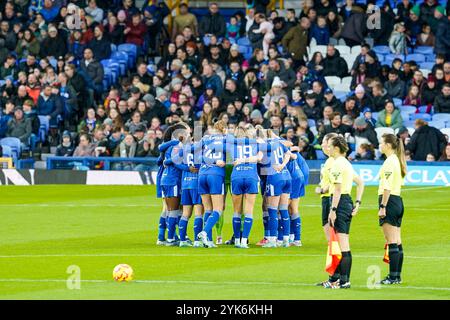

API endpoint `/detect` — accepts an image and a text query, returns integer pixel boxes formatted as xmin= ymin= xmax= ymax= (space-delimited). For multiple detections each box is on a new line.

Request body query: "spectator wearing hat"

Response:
xmin=40 ymin=25 xmax=67 ymax=59
xmin=88 ymin=24 xmax=111 ymax=62
xmin=405 ymin=5 xmax=423 ymax=40
xmin=433 ymin=6 xmax=450 ymax=58
xmin=320 ymin=88 xmax=342 ymax=111
xmin=263 ymin=76 xmax=288 ymax=109
xmin=361 ymin=107 xmax=377 ymax=128
xmin=377 ymin=100 xmax=404 ymax=130
xmin=422 ymin=74 xmax=439 ymax=106
xmin=354 ymin=116 xmax=379 ymax=148
xmin=7 ymin=107 xmax=32 ymax=149
xmin=55 ymin=130 xmax=75 ymax=157
xmin=250 ymin=109 xmax=269 ymax=128
xmin=352 ymin=84 xmax=372 ymax=114
xmin=384 ymin=69 xmax=406 ymax=100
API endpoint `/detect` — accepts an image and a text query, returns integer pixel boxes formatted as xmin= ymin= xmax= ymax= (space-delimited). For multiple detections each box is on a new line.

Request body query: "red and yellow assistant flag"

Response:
xmin=383 ymin=243 xmax=390 ymax=264
xmin=325 ymin=228 xmax=342 ymax=275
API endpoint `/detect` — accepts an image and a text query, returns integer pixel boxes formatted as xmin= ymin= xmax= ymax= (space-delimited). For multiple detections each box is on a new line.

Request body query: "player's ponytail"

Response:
xmin=383 ymin=133 xmax=407 ymax=178
xmin=213 ymin=119 xmax=227 ymax=134
xmin=234 ymin=127 xmax=247 ymax=138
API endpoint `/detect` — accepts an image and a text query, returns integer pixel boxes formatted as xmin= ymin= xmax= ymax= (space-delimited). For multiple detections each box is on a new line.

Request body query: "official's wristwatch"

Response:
xmin=331 ymin=207 xmax=337 ymax=212
xmin=355 ymin=200 xmax=362 ymax=205
xmin=379 ymin=204 xmax=386 ymax=209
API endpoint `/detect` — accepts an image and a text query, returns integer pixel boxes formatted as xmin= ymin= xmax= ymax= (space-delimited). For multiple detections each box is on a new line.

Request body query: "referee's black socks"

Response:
xmin=339 ymin=251 xmax=352 ymax=284
xmin=388 ymin=243 xmax=401 ymax=280
xmin=398 ymin=244 xmax=404 ymax=279
xmin=329 ymin=264 xmax=340 ymax=282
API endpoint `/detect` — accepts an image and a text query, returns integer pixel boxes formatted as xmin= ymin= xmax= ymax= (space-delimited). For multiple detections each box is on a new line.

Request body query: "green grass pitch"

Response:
xmin=0 ymin=185 xmax=449 ymax=299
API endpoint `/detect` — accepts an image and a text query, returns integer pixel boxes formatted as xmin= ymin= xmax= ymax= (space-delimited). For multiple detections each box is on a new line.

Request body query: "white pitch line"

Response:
xmin=0 ymin=278 xmax=448 ymax=292
xmin=0 ymin=253 xmax=448 ymax=260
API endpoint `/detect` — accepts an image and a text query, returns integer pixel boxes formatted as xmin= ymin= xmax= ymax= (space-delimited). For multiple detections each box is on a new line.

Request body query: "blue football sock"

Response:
xmin=263 ymin=211 xmax=269 ymax=238
xmin=232 ymin=213 xmax=242 ymax=239
xmin=277 ymin=213 xmax=283 ymax=241
xmin=268 ymin=206 xmax=278 ymax=238
xmin=167 ymin=210 xmax=179 ymax=241
xmin=203 ymin=211 xmax=212 ymax=240
xmin=178 ymin=216 xmax=189 ymax=241
xmin=280 ymin=204 xmax=290 ymax=237
xmin=242 ymin=214 xmax=253 ymax=239
xmin=291 ymin=213 xmax=301 ymax=241
xmin=193 ymin=216 xmax=203 ymax=240
xmin=204 ymin=211 xmax=221 ymax=240
xmin=158 ymin=211 xmax=167 ymax=241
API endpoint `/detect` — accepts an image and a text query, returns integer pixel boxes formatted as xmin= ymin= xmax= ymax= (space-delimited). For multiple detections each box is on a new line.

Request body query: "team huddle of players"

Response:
xmin=155 ymin=120 xmax=309 ymax=249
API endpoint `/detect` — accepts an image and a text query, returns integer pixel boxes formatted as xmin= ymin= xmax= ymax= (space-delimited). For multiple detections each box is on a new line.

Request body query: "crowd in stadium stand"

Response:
xmin=0 ymin=0 xmax=449 ymax=167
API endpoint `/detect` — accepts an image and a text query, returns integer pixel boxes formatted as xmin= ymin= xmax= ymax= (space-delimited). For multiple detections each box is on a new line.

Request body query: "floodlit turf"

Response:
xmin=0 ymin=185 xmax=449 ymax=300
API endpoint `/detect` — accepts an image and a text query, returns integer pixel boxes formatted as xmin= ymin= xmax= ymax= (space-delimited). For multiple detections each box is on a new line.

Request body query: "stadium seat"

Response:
xmin=315 ymin=149 xmax=326 ymax=160
xmin=403 ymin=120 xmax=416 ymax=128
xmin=333 ymin=83 xmax=350 ymax=92
xmin=428 ymin=120 xmax=446 ymax=129
xmin=309 ymin=45 xmax=327 ymax=56
xmin=0 ymin=137 xmax=21 ymax=160
xmin=341 ymin=76 xmax=352 ymax=86
xmin=417 ymin=105 xmax=433 ymax=114
xmin=373 ymin=46 xmax=391 ymax=55
xmin=440 ymin=128 xmax=450 ymax=136
xmin=410 ymin=113 xmax=432 ymax=121
xmin=393 ymin=98 xmax=402 ymax=107
xmin=405 ymin=54 xmax=425 ymax=63
xmin=110 ymin=52 xmax=128 ymax=76
xmin=335 ymin=45 xmax=351 ymax=55
xmin=1 ymin=145 xmax=12 ymax=158
xmin=237 ymin=37 xmax=251 ymax=46
xmin=375 ymin=127 xmax=395 ymax=143
xmin=334 ymin=91 xmax=348 ymax=102
xmin=419 ymin=62 xmax=434 ymax=70
xmin=38 ymin=115 xmax=49 ymax=142
xmin=384 ymin=54 xmax=404 ymax=66
xmin=350 ymin=45 xmax=361 ymax=55
xmin=376 ymin=53 xmax=385 ymax=63
xmin=420 ymin=69 xmax=431 ymax=77
xmin=371 ymin=112 xmax=379 ymax=120
xmin=401 ymin=111 xmax=413 ymax=120
xmin=111 ymin=44 xmax=117 ymax=53
xmin=414 ymin=46 xmax=433 ymax=55
xmin=406 ymin=127 xmax=415 ymax=136
xmin=118 ymin=43 xmax=137 ymax=68
xmin=425 ymin=53 xmax=436 ymax=62
xmin=433 ymin=113 xmax=450 ymax=122
xmin=400 ymin=105 xmax=418 ymax=114
xmin=307 ymin=119 xmax=316 ymax=128
xmin=325 ymin=76 xmax=341 ymax=87
xmin=341 ymin=54 xmax=358 ymax=70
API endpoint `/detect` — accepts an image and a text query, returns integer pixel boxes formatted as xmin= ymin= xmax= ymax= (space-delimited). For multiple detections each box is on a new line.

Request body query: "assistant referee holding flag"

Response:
xmin=377 ymin=133 xmax=407 ymax=285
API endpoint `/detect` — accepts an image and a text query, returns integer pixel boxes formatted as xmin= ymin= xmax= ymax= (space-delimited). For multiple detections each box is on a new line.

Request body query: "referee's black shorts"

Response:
xmin=321 ymin=196 xmax=331 ymax=226
xmin=379 ymin=195 xmax=404 ymax=227
xmin=331 ymin=194 xmax=354 ymax=234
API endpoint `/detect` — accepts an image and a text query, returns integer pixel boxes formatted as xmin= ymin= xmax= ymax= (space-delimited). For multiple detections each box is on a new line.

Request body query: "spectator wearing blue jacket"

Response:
xmin=0 ymin=100 xmax=15 ymax=138
xmin=202 ymin=64 xmax=223 ymax=96
xmin=310 ymin=16 xmax=330 ymax=46
xmin=37 ymin=84 xmax=63 ymax=126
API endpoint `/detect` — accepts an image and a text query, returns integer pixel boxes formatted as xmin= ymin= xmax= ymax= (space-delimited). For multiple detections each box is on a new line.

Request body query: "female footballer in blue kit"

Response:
xmin=165 ymin=136 xmax=204 ymax=247
xmin=286 ymin=146 xmax=307 ymax=247
xmin=230 ymin=126 xmax=263 ymax=248
xmin=160 ymin=123 xmax=190 ymax=246
xmin=197 ymin=120 xmax=229 ymax=248
xmin=261 ymin=130 xmax=293 ymax=248
xmin=156 ymin=137 xmax=182 ymax=245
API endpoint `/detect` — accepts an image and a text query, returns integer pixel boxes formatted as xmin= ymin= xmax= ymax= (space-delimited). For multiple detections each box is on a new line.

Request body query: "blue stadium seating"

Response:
xmin=384 ymin=54 xmax=404 ymax=66
xmin=433 ymin=113 xmax=450 ymax=122
xmin=393 ymin=98 xmax=402 ymax=107
xmin=414 ymin=46 xmax=433 ymax=55
xmin=373 ymin=46 xmax=391 ymax=55
xmin=410 ymin=113 xmax=432 ymax=121
xmin=237 ymin=37 xmax=251 ymax=46
xmin=400 ymin=105 xmax=418 ymax=114
xmin=38 ymin=115 xmax=49 ymax=143
xmin=428 ymin=120 xmax=447 ymax=129
xmin=405 ymin=54 xmax=425 ymax=63
xmin=1 ymin=145 xmax=12 ymax=158
xmin=307 ymin=119 xmax=316 ymax=128
xmin=0 ymin=137 xmax=21 ymax=161
xmin=417 ymin=105 xmax=433 ymax=114
xmin=425 ymin=53 xmax=436 ymax=62
xmin=419 ymin=62 xmax=435 ymax=70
